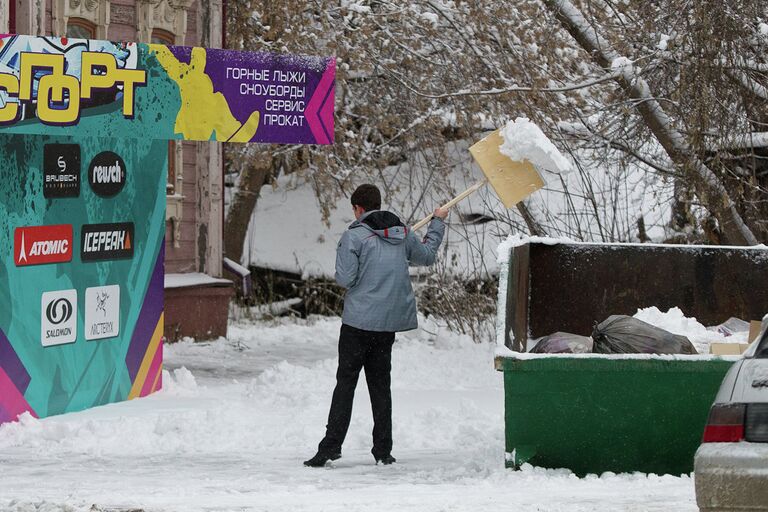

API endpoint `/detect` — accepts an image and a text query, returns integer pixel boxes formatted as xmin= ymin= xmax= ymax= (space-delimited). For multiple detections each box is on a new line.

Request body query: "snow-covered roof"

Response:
xmin=165 ymin=273 xmax=233 ymax=289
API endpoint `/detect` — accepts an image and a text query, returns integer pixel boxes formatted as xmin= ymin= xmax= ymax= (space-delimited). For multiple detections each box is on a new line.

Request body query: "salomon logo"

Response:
xmin=41 ymin=289 xmax=77 ymax=347
xmin=46 ymin=298 xmax=73 ymax=325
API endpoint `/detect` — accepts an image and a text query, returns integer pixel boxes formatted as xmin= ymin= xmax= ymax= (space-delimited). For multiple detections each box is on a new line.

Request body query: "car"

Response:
xmin=694 ymin=317 xmax=768 ymax=512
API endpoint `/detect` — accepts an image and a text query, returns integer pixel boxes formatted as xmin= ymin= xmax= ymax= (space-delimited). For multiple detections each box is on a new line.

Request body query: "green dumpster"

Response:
xmin=496 ymin=353 xmax=737 ymax=476
xmin=494 ymin=239 xmax=767 ymax=475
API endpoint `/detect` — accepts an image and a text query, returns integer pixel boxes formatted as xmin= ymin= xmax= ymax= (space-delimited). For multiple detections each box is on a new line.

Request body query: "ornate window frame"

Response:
xmin=138 ymin=0 xmax=192 ymax=45
xmin=0 ymin=3 xmax=8 ymax=34
xmin=53 ymin=1 xmax=110 ymax=40
xmin=65 ymin=17 xmax=97 ymax=39
xmin=137 ymin=1 xmax=193 ymax=247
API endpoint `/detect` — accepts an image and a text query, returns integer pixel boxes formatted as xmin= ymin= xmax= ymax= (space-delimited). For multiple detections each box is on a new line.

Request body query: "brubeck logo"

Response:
xmin=81 ymin=222 xmax=134 ymax=262
xmin=14 ymin=224 xmax=74 ymax=266
xmin=85 ymin=285 xmax=120 ymax=341
xmin=43 ymin=144 xmax=81 ymax=198
xmin=0 ymin=51 xmax=146 ymax=126
xmin=41 ymin=289 xmax=77 ymax=347
xmin=88 ymin=151 xmax=127 ymax=197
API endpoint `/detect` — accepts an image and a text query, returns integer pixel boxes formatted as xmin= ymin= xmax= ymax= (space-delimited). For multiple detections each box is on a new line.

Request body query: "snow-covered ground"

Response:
xmin=0 ymin=316 xmax=697 ymax=512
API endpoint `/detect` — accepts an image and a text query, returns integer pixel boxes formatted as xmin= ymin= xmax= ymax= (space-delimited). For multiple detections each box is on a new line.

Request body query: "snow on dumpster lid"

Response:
xmin=496 ymin=234 xmax=768 ymax=265
xmin=494 ymin=345 xmax=743 ymax=362
xmin=164 ymin=273 xmax=233 ymax=290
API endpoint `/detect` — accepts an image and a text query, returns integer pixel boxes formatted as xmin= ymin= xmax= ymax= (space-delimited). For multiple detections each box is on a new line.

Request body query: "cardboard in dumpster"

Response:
xmin=709 ymin=343 xmax=750 ymax=355
xmin=748 ymin=320 xmax=763 ymax=344
xmin=468 ymin=130 xmax=545 ymax=208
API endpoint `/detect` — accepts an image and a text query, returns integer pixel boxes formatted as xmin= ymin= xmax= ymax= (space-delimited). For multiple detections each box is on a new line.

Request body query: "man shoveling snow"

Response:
xmin=304 ymin=184 xmax=448 ymax=467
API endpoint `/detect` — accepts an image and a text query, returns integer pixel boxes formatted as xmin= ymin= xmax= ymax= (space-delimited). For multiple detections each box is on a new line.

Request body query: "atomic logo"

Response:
xmin=18 ymin=231 xmax=27 ymax=264
xmin=14 ymin=224 xmax=73 ymax=267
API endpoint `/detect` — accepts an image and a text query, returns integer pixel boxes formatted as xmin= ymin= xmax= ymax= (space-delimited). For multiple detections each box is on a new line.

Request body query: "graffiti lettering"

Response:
xmin=81 ymin=52 xmax=146 ymax=118
xmin=0 ymin=51 xmax=146 ymax=125
xmin=0 ymin=73 xmax=20 ymax=122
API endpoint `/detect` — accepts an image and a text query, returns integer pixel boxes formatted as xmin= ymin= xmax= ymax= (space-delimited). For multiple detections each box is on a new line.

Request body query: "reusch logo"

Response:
xmin=43 ymin=144 xmax=81 ymax=198
xmin=81 ymin=222 xmax=134 ymax=262
xmin=14 ymin=224 xmax=74 ymax=266
xmin=88 ymin=151 xmax=126 ymax=197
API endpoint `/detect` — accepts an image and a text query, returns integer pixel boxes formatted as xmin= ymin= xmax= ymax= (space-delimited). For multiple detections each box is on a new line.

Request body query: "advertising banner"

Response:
xmin=0 ymin=35 xmax=335 ymax=144
xmin=0 ymin=134 xmax=166 ymax=422
xmin=0 ymin=35 xmax=334 ymax=424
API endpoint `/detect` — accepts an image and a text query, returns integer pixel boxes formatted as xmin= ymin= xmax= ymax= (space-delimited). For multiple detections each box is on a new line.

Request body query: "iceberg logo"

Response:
xmin=81 ymin=222 xmax=134 ymax=262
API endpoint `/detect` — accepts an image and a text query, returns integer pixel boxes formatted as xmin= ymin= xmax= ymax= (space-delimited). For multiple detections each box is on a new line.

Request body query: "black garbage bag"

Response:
xmin=592 ymin=315 xmax=698 ymax=355
xmin=531 ymin=332 xmax=593 ymax=354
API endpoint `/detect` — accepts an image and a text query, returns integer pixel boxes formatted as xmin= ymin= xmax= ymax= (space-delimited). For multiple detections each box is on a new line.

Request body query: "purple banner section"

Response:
xmin=202 ymin=49 xmax=335 ymax=145
xmin=0 ymin=328 xmax=31 ymax=394
xmin=125 ymin=245 xmax=164 ymax=382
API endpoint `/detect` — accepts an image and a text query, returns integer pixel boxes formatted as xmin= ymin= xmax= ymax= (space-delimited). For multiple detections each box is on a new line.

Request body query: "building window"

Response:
xmin=9 ymin=0 xmax=15 ymax=34
xmin=66 ymin=18 xmax=96 ymax=39
xmin=165 ymin=139 xmax=177 ymax=195
xmin=151 ymin=29 xmax=176 ymax=46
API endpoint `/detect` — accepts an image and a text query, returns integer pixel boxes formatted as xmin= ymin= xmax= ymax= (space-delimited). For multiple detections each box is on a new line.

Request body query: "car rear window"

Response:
xmin=757 ymin=328 xmax=768 ymax=358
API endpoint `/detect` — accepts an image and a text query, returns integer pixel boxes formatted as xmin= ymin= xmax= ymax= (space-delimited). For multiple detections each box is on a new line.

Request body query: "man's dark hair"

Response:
xmin=350 ymin=184 xmax=381 ymax=212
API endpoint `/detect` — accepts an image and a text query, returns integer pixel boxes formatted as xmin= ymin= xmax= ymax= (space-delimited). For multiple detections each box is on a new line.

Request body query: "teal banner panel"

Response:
xmin=0 ymin=133 xmax=166 ymax=422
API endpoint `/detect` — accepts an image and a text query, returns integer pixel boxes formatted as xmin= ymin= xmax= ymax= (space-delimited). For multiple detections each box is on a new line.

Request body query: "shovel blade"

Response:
xmin=469 ymin=129 xmax=545 ymax=209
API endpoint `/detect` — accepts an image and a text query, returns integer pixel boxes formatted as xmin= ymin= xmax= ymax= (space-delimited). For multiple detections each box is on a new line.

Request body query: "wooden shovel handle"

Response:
xmin=411 ymin=179 xmax=488 ymax=231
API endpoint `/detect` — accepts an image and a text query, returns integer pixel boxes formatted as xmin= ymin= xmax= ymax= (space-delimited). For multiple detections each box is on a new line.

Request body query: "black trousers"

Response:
xmin=318 ymin=324 xmax=396 ymax=459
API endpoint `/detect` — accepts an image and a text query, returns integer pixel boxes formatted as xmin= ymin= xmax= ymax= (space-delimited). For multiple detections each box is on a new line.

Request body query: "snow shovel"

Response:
xmin=412 ymin=129 xmax=545 ymax=230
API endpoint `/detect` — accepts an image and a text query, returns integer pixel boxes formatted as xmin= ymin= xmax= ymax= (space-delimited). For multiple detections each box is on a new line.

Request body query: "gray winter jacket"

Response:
xmin=335 ymin=210 xmax=445 ymax=332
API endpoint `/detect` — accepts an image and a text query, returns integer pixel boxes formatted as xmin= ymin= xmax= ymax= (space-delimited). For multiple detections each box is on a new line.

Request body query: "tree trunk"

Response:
xmin=517 ymin=202 xmax=547 ymax=237
xmin=542 ymin=0 xmax=758 ymax=246
xmin=223 ymin=155 xmax=273 ymax=263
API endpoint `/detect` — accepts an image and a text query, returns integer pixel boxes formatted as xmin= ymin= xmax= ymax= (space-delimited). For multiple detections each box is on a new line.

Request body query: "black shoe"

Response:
xmin=375 ymin=454 xmax=396 ymax=465
xmin=303 ymin=452 xmax=341 ymax=467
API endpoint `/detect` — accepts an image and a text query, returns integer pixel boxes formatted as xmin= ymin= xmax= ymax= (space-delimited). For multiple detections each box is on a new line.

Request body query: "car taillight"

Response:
xmin=702 ymin=403 xmax=746 ymax=443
